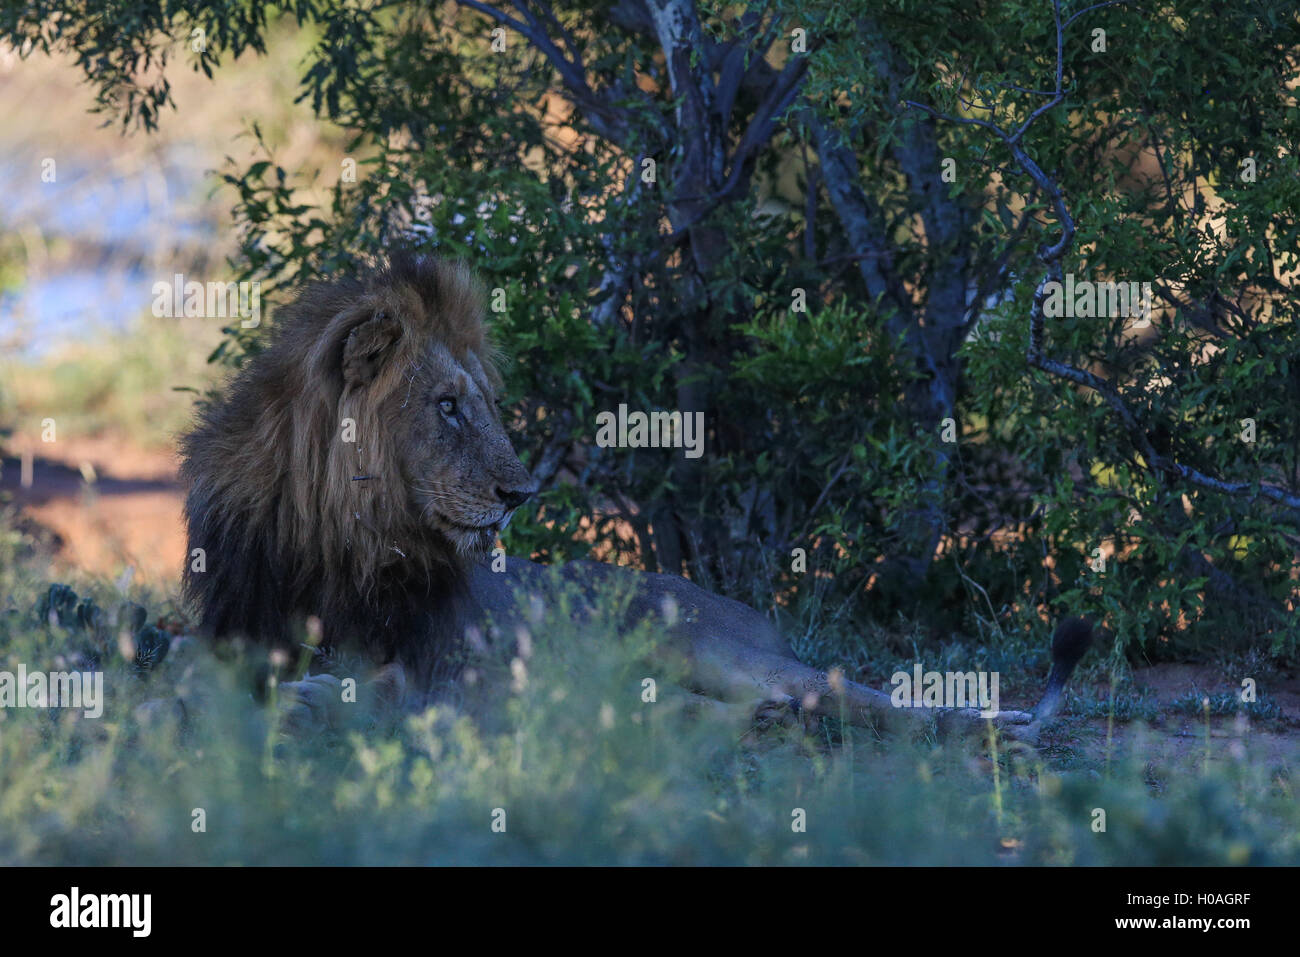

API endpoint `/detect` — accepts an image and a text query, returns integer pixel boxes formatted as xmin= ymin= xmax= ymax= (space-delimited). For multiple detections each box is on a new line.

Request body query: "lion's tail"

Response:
xmin=1029 ymin=617 xmax=1095 ymax=723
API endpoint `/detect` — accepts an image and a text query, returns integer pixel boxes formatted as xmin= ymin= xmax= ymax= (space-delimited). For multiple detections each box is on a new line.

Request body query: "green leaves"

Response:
xmin=26 ymin=0 xmax=1297 ymax=660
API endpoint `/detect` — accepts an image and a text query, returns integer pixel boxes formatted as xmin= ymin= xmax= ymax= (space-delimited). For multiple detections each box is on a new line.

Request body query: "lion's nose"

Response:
xmin=496 ymin=485 xmax=535 ymax=510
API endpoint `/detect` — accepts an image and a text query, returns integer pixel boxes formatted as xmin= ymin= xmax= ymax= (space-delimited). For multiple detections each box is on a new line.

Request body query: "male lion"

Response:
xmin=180 ymin=253 xmax=1091 ymax=738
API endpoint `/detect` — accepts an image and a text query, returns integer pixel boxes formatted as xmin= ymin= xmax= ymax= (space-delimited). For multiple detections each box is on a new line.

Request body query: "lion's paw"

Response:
xmin=276 ymin=673 xmax=345 ymax=736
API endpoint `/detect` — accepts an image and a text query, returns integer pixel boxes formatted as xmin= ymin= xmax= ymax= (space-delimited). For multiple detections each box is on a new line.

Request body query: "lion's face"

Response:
xmin=331 ymin=269 xmax=537 ymax=561
xmin=390 ymin=341 xmax=537 ymax=556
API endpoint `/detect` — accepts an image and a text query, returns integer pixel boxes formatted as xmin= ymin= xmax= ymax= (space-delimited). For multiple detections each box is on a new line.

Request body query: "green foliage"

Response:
xmin=10 ymin=0 xmax=1299 ymax=668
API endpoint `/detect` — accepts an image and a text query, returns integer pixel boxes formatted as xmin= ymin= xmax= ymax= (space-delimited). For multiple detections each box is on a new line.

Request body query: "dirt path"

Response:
xmin=1042 ymin=663 xmax=1300 ymax=774
xmin=1 ymin=442 xmax=187 ymax=586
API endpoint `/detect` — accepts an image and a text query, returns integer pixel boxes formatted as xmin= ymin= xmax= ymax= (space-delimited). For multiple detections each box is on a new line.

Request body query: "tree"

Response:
xmin=10 ymin=0 xmax=1299 ymax=659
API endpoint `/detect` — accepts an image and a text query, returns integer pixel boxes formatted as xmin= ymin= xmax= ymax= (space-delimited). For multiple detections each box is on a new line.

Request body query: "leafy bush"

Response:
xmin=10 ymin=1 xmax=1299 ymax=671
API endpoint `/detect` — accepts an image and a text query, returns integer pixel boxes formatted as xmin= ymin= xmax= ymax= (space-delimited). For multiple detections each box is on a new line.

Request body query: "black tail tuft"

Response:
xmin=1032 ymin=617 xmax=1096 ymax=723
xmin=1051 ymin=616 xmax=1095 ymax=671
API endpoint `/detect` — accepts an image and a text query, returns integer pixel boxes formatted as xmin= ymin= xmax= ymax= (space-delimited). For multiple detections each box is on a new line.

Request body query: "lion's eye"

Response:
xmin=438 ymin=396 xmax=457 ymax=416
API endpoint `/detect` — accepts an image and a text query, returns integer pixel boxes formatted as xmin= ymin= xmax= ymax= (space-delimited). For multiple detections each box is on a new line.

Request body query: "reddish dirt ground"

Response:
xmin=1 ymin=439 xmax=187 ymax=586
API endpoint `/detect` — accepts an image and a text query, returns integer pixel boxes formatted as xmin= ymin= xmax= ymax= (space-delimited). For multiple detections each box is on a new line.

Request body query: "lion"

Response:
xmin=180 ymin=252 xmax=1092 ymax=739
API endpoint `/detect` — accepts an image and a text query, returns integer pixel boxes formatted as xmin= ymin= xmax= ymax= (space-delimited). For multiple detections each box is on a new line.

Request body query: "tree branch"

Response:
xmin=456 ymin=0 xmax=636 ymax=145
xmin=907 ymin=0 xmax=1300 ymax=515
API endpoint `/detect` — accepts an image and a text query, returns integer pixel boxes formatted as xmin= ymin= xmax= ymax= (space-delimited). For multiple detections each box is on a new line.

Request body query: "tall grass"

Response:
xmin=0 ymin=519 xmax=1296 ymax=867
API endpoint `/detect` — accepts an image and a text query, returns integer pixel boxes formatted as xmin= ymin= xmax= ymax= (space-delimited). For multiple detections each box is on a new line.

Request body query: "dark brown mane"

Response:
xmin=179 ymin=253 xmax=493 ymax=675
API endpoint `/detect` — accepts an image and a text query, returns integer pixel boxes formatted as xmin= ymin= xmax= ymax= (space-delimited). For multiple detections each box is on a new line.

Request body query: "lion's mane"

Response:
xmin=179 ymin=253 xmax=495 ymax=673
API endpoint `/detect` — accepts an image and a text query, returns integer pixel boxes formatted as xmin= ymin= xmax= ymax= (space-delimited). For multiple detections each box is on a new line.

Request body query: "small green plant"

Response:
xmin=1169 ymin=689 xmax=1284 ymax=722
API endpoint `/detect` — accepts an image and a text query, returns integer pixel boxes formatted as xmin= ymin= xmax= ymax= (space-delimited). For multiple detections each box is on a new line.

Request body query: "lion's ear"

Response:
xmin=342 ymin=311 xmax=402 ymax=385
